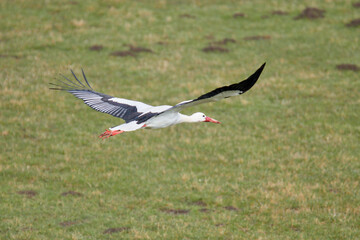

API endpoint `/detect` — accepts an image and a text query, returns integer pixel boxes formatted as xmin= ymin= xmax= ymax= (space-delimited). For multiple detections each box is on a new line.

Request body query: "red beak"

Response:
xmin=205 ymin=116 xmax=221 ymax=124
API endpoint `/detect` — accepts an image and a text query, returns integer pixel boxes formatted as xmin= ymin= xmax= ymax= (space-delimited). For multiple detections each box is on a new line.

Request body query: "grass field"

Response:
xmin=1 ymin=0 xmax=360 ymax=239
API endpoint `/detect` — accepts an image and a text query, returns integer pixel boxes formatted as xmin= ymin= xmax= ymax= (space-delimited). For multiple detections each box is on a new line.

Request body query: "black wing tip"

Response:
xmin=50 ymin=68 xmax=93 ymax=91
xmin=49 ymin=82 xmax=65 ymax=90
xmin=81 ymin=68 xmax=93 ymax=90
xmin=239 ymin=62 xmax=266 ymax=92
xmin=254 ymin=62 xmax=266 ymax=78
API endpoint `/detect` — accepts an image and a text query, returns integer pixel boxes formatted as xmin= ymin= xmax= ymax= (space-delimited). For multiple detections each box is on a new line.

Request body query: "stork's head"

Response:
xmin=191 ymin=112 xmax=221 ymax=124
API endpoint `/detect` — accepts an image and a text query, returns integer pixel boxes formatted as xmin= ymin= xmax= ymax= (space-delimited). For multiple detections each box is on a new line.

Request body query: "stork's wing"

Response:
xmin=166 ymin=62 xmax=266 ymax=113
xmin=50 ymin=69 xmax=153 ymax=123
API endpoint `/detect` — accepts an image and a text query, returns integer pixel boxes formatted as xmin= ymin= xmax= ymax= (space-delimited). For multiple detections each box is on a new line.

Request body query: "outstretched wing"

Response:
xmin=166 ymin=62 xmax=266 ymax=113
xmin=50 ymin=69 xmax=153 ymax=123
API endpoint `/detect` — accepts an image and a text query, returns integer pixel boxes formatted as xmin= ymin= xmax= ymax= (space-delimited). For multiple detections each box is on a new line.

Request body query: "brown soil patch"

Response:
xmin=291 ymin=225 xmax=301 ymax=232
xmin=244 ymin=35 xmax=271 ymax=41
xmin=213 ymin=38 xmax=236 ymax=45
xmin=128 ymin=45 xmax=153 ymax=53
xmin=59 ymin=220 xmax=78 ymax=227
xmin=233 ymin=13 xmax=245 ymax=18
xmin=160 ymin=208 xmax=190 ymax=215
xmin=199 ymin=208 xmax=211 ymax=213
xmin=89 ymin=45 xmax=103 ymax=51
xmin=353 ymin=2 xmax=360 ymax=8
xmin=202 ymin=46 xmax=229 ymax=53
xmin=0 ymin=54 xmax=21 ymax=59
xmin=103 ymin=227 xmax=130 ymax=234
xmin=224 ymin=206 xmax=239 ymax=211
xmin=328 ymin=188 xmax=339 ymax=194
xmin=294 ymin=7 xmax=325 ymax=20
xmin=346 ymin=18 xmax=360 ymax=27
xmin=204 ymin=35 xmax=215 ymax=40
xmin=111 ymin=45 xmax=153 ymax=57
xmin=189 ymin=200 xmax=207 ymax=207
xmin=336 ymin=64 xmax=359 ymax=72
xmin=157 ymin=41 xmax=167 ymax=45
xmin=17 ymin=190 xmax=37 ymax=198
xmin=61 ymin=191 xmax=83 ymax=197
xmin=272 ymin=10 xmax=288 ymax=15
xmin=179 ymin=14 xmax=196 ymax=19
xmin=110 ymin=51 xmax=136 ymax=57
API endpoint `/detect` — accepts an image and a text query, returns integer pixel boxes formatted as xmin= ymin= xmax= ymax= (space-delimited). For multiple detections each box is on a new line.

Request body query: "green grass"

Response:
xmin=1 ymin=0 xmax=359 ymax=239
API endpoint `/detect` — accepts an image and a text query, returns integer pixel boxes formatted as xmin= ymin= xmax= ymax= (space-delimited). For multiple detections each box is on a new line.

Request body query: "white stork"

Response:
xmin=50 ymin=63 xmax=265 ymax=139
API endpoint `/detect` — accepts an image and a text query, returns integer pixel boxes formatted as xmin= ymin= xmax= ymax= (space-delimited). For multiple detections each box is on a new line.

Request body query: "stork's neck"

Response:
xmin=178 ymin=113 xmax=198 ymax=123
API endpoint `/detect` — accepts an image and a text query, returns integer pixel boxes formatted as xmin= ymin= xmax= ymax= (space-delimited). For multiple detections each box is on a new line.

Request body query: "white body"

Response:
xmin=110 ymin=107 xmax=207 ymax=132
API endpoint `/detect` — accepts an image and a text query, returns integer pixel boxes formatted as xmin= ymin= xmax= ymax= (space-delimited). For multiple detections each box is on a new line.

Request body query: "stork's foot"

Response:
xmin=99 ymin=129 xmax=124 ymax=139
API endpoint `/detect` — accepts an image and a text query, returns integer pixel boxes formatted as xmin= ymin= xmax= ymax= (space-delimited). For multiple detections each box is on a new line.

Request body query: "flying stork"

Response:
xmin=50 ymin=63 xmax=265 ymax=139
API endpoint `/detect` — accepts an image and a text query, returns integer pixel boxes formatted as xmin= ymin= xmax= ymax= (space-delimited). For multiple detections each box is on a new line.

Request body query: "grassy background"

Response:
xmin=1 ymin=0 xmax=359 ymax=239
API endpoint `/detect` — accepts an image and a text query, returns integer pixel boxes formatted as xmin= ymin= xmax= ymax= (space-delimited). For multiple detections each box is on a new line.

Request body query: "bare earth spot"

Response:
xmin=272 ymin=10 xmax=289 ymax=15
xmin=61 ymin=191 xmax=83 ymax=197
xmin=110 ymin=51 xmax=136 ymax=57
xmin=17 ymin=190 xmax=37 ymax=198
xmin=291 ymin=225 xmax=302 ymax=232
xmin=199 ymin=208 xmax=212 ymax=213
xmin=160 ymin=208 xmax=190 ymax=215
xmin=179 ymin=14 xmax=196 ymax=19
xmin=128 ymin=45 xmax=153 ymax=53
xmin=233 ymin=13 xmax=245 ymax=18
xmin=224 ymin=206 xmax=239 ymax=211
xmin=202 ymin=46 xmax=229 ymax=53
xmin=103 ymin=227 xmax=130 ymax=234
xmin=157 ymin=41 xmax=167 ymax=45
xmin=328 ymin=188 xmax=339 ymax=194
xmin=89 ymin=45 xmax=103 ymax=51
xmin=353 ymin=2 xmax=360 ymax=8
xmin=289 ymin=206 xmax=300 ymax=212
xmin=294 ymin=7 xmax=325 ymax=20
xmin=346 ymin=18 xmax=360 ymax=27
xmin=190 ymin=200 xmax=207 ymax=207
xmin=213 ymin=38 xmax=236 ymax=45
xmin=204 ymin=34 xmax=215 ymax=40
xmin=0 ymin=54 xmax=21 ymax=59
xmin=59 ymin=220 xmax=78 ymax=227
xmin=336 ymin=64 xmax=359 ymax=72
xmin=244 ymin=35 xmax=271 ymax=41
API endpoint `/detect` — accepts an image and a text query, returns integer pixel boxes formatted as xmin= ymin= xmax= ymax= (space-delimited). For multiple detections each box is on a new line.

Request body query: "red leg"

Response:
xmin=98 ymin=129 xmax=124 ymax=139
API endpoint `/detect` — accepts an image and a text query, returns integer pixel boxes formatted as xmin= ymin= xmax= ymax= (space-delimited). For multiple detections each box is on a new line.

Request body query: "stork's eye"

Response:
xmin=202 ymin=115 xmax=205 ymax=117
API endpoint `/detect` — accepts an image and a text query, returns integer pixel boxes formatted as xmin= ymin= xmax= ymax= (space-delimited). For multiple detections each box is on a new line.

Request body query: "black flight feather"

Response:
xmin=195 ymin=62 xmax=265 ymax=101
